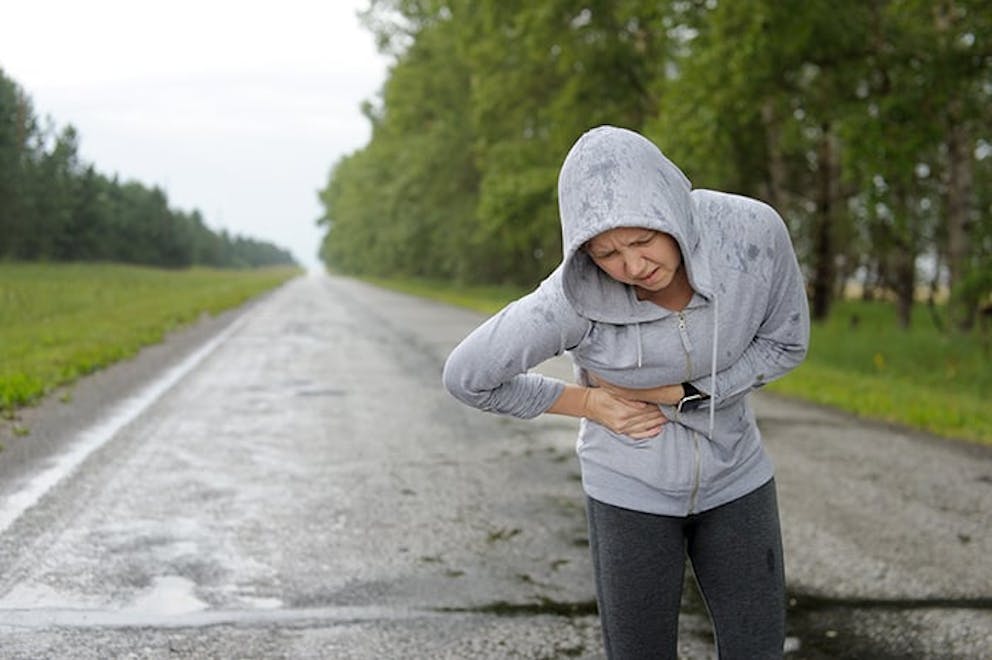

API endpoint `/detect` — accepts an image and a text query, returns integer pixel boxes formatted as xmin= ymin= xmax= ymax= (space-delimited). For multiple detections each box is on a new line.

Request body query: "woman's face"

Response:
xmin=585 ymin=227 xmax=682 ymax=293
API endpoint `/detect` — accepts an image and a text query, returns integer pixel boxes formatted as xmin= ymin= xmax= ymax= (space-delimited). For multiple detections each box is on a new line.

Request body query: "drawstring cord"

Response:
xmin=708 ymin=295 xmax=719 ymax=439
xmin=635 ymin=322 xmax=643 ymax=368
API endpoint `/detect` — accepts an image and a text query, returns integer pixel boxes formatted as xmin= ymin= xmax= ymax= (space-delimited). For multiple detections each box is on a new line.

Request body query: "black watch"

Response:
xmin=677 ymin=382 xmax=710 ymax=413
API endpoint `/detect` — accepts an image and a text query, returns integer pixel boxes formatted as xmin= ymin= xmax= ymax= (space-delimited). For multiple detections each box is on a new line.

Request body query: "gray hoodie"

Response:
xmin=443 ymin=126 xmax=809 ymax=516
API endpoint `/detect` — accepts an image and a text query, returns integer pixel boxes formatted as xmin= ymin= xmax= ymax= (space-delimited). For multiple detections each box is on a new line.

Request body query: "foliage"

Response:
xmin=0 ymin=68 xmax=296 ymax=269
xmin=320 ymin=0 xmax=991 ymax=330
xmin=320 ymin=5 xmax=484 ymax=282
xmin=0 ymin=263 xmax=300 ymax=410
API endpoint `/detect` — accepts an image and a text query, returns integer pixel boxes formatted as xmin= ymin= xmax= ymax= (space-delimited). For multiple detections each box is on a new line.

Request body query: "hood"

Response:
xmin=557 ymin=125 xmax=711 ymax=323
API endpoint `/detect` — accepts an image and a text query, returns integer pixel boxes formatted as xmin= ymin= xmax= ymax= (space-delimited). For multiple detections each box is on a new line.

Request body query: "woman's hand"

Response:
xmin=584 ymin=388 xmax=668 ymax=439
xmin=590 ymin=376 xmax=684 ymax=407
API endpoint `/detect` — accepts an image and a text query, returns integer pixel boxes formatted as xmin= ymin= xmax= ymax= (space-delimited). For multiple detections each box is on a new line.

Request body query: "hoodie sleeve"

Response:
xmin=691 ymin=210 xmax=810 ymax=405
xmin=442 ymin=273 xmax=591 ymax=419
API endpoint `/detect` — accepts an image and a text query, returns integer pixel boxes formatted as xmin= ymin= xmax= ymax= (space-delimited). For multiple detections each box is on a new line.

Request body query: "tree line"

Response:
xmin=318 ymin=0 xmax=990 ymax=330
xmin=0 ymin=69 xmax=296 ymax=269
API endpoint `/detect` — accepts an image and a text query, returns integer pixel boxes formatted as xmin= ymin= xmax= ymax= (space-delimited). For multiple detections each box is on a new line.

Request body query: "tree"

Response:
xmin=649 ymin=0 xmax=877 ymax=321
xmin=320 ymin=0 xmax=989 ymax=333
xmin=0 ymin=70 xmax=37 ymax=258
xmin=320 ymin=0 xmax=482 ymax=281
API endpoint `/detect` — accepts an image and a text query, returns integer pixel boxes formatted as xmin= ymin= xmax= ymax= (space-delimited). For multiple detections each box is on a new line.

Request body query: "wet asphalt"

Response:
xmin=0 ymin=273 xmax=989 ymax=659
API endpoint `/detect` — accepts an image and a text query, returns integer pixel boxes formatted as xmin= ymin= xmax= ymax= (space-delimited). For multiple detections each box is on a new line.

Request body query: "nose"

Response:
xmin=623 ymin=251 xmax=648 ymax=278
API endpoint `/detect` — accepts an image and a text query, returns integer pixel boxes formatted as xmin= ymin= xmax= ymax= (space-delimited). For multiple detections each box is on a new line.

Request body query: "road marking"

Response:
xmin=0 ymin=316 xmax=247 ymax=536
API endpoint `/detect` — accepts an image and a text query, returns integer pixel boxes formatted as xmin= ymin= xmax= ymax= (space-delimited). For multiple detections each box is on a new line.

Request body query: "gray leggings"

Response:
xmin=586 ymin=479 xmax=785 ymax=659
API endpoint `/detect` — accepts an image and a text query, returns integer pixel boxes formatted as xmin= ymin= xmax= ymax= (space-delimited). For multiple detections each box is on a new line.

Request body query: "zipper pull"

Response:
xmin=677 ymin=312 xmax=694 ymax=352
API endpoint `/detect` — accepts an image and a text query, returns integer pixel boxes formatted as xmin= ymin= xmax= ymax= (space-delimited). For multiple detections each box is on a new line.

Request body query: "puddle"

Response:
xmin=439 ymin=570 xmax=986 ymax=658
xmin=784 ymin=591 xmax=992 ymax=659
xmin=240 ymin=596 xmax=284 ymax=609
xmin=126 ymin=576 xmax=208 ymax=616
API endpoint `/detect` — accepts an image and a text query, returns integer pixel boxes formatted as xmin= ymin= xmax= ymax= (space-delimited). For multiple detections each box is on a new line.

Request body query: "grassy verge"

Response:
xmin=0 ymin=262 xmax=300 ymax=411
xmin=362 ymin=276 xmax=992 ymax=446
xmin=764 ymin=300 xmax=991 ymax=445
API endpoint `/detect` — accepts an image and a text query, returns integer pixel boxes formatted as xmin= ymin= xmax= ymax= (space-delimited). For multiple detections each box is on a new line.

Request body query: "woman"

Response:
xmin=442 ymin=125 xmax=809 ymax=659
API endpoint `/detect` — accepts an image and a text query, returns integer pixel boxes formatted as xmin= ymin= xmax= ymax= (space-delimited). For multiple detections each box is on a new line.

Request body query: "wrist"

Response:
xmin=548 ymin=384 xmax=596 ymax=420
xmin=581 ymin=387 xmax=592 ymax=418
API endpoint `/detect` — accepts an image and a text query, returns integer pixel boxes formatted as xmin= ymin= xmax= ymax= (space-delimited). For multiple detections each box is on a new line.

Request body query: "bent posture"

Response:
xmin=443 ymin=126 xmax=810 ymax=659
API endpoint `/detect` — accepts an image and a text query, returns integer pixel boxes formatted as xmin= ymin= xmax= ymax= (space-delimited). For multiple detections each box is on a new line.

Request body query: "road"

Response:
xmin=0 ymin=273 xmax=989 ymax=659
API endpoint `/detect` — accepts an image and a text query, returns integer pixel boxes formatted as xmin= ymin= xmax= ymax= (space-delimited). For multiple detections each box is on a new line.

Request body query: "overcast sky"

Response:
xmin=0 ymin=0 xmax=390 ymax=269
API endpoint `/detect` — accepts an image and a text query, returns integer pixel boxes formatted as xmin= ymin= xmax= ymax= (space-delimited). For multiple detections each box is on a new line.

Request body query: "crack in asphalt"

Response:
xmin=434 ymin=598 xmax=599 ymax=618
xmin=789 ymin=592 xmax=992 ymax=612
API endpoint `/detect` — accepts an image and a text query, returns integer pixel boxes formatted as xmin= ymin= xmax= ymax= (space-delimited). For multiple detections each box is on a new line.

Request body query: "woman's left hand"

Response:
xmin=591 ymin=376 xmax=684 ymax=407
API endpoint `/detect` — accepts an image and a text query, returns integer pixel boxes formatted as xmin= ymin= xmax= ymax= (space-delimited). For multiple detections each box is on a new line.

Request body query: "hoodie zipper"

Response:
xmin=677 ymin=311 xmax=702 ymax=515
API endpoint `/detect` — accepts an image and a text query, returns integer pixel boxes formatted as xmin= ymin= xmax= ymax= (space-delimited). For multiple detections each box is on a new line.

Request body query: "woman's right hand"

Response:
xmin=584 ymin=388 xmax=668 ymax=439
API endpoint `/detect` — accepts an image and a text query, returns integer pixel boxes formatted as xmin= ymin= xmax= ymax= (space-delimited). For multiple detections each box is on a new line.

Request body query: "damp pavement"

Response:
xmin=0 ymin=273 xmax=989 ymax=659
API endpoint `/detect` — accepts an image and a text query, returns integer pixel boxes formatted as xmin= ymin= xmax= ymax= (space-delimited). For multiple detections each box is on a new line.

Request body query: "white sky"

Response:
xmin=0 ymin=0 xmax=390 ymax=269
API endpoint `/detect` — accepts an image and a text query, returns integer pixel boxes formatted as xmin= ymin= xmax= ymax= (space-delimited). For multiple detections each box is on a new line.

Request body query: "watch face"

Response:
xmin=679 ymin=392 xmax=713 ymax=412
xmin=678 ymin=393 xmax=705 ymax=413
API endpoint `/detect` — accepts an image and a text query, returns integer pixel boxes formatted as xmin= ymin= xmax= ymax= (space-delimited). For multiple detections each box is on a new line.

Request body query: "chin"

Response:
xmin=639 ymin=277 xmax=672 ymax=291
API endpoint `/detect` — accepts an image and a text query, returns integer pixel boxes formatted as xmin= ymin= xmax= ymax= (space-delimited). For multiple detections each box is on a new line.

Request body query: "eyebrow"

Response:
xmin=584 ymin=242 xmax=613 ymax=256
xmin=585 ymin=231 xmax=654 ymax=255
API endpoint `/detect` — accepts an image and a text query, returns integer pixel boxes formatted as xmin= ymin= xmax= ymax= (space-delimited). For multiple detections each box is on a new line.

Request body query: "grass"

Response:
xmin=764 ymin=300 xmax=992 ymax=445
xmin=0 ymin=262 xmax=300 ymax=411
xmin=361 ymin=275 xmax=992 ymax=446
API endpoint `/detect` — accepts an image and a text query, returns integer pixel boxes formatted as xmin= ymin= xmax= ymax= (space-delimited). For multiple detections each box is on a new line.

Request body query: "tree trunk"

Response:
xmin=888 ymin=186 xmax=917 ymax=330
xmin=760 ymin=99 xmax=787 ymax=214
xmin=811 ymin=125 xmax=839 ymax=321
xmin=892 ymin=246 xmax=916 ymax=329
xmin=945 ymin=99 xmax=975 ymax=331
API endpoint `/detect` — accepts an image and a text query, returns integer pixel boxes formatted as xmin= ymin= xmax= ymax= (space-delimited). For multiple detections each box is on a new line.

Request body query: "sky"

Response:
xmin=0 ymin=0 xmax=391 ymax=269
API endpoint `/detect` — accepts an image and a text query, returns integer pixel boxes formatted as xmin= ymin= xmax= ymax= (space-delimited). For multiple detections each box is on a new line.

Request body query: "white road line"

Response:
xmin=0 ymin=315 xmax=248 ymax=536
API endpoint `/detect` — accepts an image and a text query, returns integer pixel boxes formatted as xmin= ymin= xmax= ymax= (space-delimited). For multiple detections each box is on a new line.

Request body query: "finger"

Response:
xmin=628 ymin=424 xmax=665 ymax=439
xmin=629 ymin=408 xmax=667 ymax=424
xmin=614 ymin=396 xmax=652 ymax=410
xmin=620 ymin=413 xmax=666 ymax=433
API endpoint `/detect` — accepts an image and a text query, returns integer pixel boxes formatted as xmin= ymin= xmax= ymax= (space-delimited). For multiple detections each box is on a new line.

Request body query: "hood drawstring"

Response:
xmin=635 ymin=322 xmax=643 ymax=368
xmin=708 ymin=295 xmax=719 ymax=439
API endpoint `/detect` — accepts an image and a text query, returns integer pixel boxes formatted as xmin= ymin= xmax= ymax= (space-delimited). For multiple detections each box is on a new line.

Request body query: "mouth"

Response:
xmin=638 ymin=267 xmax=661 ymax=284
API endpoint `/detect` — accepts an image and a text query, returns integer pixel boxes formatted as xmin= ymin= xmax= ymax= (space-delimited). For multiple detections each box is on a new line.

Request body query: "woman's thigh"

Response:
xmin=586 ymin=497 xmax=688 ymax=660
xmin=687 ymin=479 xmax=786 ymax=659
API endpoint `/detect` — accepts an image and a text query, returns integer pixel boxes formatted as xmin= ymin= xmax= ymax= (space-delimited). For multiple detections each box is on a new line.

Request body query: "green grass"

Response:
xmin=764 ymin=300 xmax=991 ymax=445
xmin=363 ymin=276 xmax=992 ymax=446
xmin=0 ymin=262 xmax=300 ymax=410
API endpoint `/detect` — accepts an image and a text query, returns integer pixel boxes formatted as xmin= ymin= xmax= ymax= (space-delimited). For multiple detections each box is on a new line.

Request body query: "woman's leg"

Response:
xmin=586 ymin=496 xmax=688 ymax=660
xmin=686 ymin=479 xmax=786 ymax=659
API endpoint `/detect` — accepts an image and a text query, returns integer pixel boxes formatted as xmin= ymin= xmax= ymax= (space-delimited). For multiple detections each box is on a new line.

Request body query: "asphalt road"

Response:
xmin=0 ymin=273 xmax=989 ymax=659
